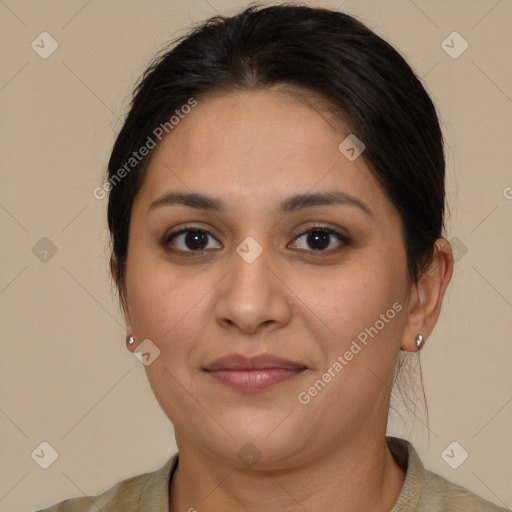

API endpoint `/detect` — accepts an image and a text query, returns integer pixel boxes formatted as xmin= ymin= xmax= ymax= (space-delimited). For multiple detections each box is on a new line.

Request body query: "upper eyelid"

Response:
xmin=165 ymin=224 xmax=346 ymax=239
xmin=164 ymin=224 xmax=349 ymax=249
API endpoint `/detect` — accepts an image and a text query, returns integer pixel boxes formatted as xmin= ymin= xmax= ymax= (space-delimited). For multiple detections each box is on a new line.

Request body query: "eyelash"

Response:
xmin=162 ymin=224 xmax=351 ymax=255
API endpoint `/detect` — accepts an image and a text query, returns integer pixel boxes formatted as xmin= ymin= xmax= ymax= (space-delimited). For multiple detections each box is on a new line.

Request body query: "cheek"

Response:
xmin=301 ymin=262 xmax=407 ymax=402
xmin=305 ymin=260 xmax=405 ymax=340
xmin=284 ymin=265 xmax=406 ymax=433
xmin=125 ymin=247 xmax=217 ymax=369
xmin=127 ymin=266 xmax=203 ymax=337
xmin=303 ymin=266 xmax=406 ymax=392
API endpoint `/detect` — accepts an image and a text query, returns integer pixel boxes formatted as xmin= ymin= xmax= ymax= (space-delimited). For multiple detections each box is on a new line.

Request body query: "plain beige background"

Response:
xmin=0 ymin=0 xmax=511 ymax=510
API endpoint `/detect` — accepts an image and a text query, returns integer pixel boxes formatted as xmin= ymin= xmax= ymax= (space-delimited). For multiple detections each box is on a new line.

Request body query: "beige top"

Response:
xmin=34 ymin=437 xmax=508 ymax=511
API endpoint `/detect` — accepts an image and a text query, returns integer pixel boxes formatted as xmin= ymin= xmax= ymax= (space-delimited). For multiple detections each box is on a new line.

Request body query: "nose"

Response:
xmin=213 ymin=241 xmax=293 ymax=335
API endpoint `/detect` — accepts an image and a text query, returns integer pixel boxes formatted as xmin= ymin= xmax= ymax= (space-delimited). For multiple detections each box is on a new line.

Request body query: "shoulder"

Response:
xmin=387 ymin=437 xmax=509 ymax=512
xmin=33 ymin=454 xmax=178 ymax=512
xmin=421 ymin=468 xmax=509 ymax=511
xmin=33 ymin=472 xmax=149 ymax=512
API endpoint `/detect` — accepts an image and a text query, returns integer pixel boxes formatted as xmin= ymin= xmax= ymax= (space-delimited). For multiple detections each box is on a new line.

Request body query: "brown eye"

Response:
xmin=164 ymin=228 xmax=222 ymax=252
xmin=291 ymin=227 xmax=350 ymax=252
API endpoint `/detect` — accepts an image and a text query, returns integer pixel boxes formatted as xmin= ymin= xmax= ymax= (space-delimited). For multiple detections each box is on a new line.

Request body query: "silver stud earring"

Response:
xmin=127 ymin=335 xmax=135 ymax=345
xmin=416 ymin=334 xmax=424 ymax=349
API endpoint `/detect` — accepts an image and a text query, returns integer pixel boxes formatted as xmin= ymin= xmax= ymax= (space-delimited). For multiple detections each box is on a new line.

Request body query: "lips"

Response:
xmin=203 ymin=354 xmax=307 ymax=371
xmin=203 ymin=354 xmax=307 ymax=392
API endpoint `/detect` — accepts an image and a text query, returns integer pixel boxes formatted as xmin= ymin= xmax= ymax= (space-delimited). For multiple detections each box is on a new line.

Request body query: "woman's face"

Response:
xmin=124 ymin=88 xmax=413 ymax=468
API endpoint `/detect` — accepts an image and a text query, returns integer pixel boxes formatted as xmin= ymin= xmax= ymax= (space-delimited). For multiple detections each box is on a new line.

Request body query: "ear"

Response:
xmin=401 ymin=238 xmax=453 ymax=352
xmin=110 ymin=255 xmax=134 ymax=335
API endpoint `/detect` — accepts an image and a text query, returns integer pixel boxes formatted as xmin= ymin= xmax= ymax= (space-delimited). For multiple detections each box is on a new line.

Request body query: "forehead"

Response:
xmin=159 ymin=88 xmax=345 ymax=164
xmin=134 ymin=88 xmax=387 ymax=214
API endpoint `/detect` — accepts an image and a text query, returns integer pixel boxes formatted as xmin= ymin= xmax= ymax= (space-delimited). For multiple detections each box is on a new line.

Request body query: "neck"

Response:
xmin=169 ymin=433 xmax=406 ymax=512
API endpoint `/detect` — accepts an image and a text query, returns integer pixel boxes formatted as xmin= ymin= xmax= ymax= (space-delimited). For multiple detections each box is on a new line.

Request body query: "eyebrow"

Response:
xmin=148 ymin=191 xmax=372 ymax=216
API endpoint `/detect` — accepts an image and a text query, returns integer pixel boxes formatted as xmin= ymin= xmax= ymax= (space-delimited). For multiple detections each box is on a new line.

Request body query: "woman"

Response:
xmin=35 ymin=3 xmax=508 ymax=511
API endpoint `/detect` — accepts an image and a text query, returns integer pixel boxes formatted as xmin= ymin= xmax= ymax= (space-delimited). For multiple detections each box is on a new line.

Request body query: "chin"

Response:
xmin=208 ymin=415 xmax=312 ymax=469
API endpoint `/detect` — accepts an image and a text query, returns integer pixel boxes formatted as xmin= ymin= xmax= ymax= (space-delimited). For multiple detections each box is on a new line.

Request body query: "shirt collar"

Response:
xmin=387 ymin=436 xmax=426 ymax=511
xmin=139 ymin=452 xmax=179 ymax=511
